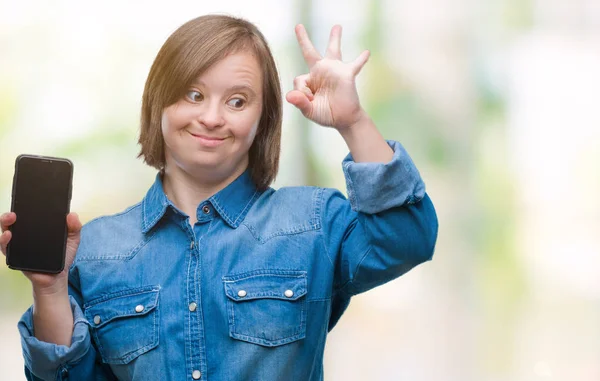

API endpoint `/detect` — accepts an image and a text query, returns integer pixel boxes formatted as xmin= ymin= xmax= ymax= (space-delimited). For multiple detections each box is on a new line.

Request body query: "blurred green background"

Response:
xmin=1 ymin=0 xmax=599 ymax=379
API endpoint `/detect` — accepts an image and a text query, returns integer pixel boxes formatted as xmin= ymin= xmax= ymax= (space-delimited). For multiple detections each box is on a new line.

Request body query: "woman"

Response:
xmin=0 ymin=15 xmax=438 ymax=380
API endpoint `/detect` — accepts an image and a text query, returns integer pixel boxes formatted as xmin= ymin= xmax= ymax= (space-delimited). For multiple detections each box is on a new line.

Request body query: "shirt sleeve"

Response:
xmin=18 ymin=277 xmax=117 ymax=380
xmin=322 ymin=140 xmax=438 ymax=301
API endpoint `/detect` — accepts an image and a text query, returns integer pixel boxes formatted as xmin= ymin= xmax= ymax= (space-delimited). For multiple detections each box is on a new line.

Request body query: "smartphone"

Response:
xmin=6 ymin=154 xmax=73 ymax=273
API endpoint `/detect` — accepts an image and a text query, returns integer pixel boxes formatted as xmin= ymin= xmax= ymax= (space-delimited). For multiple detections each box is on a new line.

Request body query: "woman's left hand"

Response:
xmin=286 ymin=24 xmax=370 ymax=131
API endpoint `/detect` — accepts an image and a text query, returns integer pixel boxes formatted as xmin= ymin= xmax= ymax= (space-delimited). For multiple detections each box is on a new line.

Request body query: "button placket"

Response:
xmin=186 ymin=225 xmax=205 ymax=381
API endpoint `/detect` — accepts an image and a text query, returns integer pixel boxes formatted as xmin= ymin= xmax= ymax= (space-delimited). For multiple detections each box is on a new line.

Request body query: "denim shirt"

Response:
xmin=18 ymin=140 xmax=438 ymax=381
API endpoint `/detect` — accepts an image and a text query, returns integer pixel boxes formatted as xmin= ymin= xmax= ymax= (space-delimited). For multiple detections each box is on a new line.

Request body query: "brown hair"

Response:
xmin=138 ymin=15 xmax=282 ymax=190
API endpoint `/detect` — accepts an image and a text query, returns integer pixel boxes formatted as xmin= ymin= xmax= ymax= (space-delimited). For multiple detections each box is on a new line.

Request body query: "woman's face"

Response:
xmin=161 ymin=51 xmax=263 ymax=181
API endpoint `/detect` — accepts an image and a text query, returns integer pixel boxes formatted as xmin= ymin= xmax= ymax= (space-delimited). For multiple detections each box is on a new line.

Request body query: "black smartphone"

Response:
xmin=6 ymin=154 xmax=73 ymax=273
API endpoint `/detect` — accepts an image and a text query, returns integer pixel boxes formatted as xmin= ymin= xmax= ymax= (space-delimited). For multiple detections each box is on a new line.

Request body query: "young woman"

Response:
xmin=0 ymin=15 xmax=438 ymax=381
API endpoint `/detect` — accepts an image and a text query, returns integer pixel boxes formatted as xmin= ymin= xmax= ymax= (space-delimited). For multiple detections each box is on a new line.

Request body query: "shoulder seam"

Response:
xmin=83 ymin=202 xmax=142 ymax=226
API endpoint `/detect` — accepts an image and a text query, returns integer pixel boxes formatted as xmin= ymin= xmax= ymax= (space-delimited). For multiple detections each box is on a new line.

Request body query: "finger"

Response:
xmin=64 ymin=213 xmax=82 ymax=269
xmin=285 ymin=90 xmax=313 ymax=117
xmin=0 ymin=230 xmax=12 ymax=256
xmin=295 ymin=24 xmax=321 ymax=68
xmin=66 ymin=213 xmax=82 ymax=236
xmin=325 ymin=24 xmax=342 ymax=60
xmin=1 ymin=212 xmax=16 ymax=233
xmin=351 ymin=50 xmax=371 ymax=76
xmin=293 ymin=74 xmax=314 ymax=101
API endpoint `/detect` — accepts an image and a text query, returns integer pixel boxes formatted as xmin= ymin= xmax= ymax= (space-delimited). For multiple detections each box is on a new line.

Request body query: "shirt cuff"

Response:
xmin=18 ymin=295 xmax=92 ymax=380
xmin=342 ymin=140 xmax=425 ymax=214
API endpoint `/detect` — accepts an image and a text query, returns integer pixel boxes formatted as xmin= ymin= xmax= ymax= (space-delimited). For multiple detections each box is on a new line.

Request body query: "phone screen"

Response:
xmin=8 ymin=155 xmax=73 ymax=273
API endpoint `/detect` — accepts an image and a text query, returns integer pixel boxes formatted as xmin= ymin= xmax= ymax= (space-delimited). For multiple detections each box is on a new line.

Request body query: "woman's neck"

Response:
xmin=161 ymin=164 xmax=246 ymax=226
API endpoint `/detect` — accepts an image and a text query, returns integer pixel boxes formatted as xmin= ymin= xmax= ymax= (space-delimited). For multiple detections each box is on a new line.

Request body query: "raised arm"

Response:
xmin=285 ymin=25 xmax=438 ymax=328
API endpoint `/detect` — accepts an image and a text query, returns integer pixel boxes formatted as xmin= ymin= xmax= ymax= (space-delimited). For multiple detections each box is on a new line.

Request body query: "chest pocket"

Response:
xmin=223 ymin=270 xmax=307 ymax=347
xmin=84 ymin=286 xmax=160 ymax=364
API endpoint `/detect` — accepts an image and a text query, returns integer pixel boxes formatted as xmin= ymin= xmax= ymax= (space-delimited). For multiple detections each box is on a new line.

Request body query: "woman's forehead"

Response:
xmin=192 ymin=51 xmax=263 ymax=91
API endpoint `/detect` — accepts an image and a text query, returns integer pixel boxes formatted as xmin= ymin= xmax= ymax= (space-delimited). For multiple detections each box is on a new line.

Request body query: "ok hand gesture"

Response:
xmin=286 ymin=24 xmax=370 ymax=131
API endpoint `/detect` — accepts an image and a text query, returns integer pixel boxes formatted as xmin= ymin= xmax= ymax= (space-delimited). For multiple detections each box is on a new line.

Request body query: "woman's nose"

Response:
xmin=198 ymin=100 xmax=225 ymax=129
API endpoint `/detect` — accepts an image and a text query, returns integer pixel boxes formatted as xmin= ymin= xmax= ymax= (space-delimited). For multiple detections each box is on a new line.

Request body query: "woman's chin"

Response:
xmin=188 ymin=160 xmax=224 ymax=172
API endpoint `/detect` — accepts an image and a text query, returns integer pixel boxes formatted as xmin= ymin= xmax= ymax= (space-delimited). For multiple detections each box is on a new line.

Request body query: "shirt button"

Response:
xmin=189 ymin=302 xmax=197 ymax=312
xmin=93 ymin=315 xmax=101 ymax=325
xmin=190 ymin=240 xmax=195 ymax=249
xmin=192 ymin=370 xmax=202 ymax=379
xmin=237 ymin=290 xmax=247 ymax=298
xmin=202 ymin=205 xmax=210 ymax=214
xmin=284 ymin=290 xmax=294 ymax=298
xmin=135 ymin=305 xmax=144 ymax=313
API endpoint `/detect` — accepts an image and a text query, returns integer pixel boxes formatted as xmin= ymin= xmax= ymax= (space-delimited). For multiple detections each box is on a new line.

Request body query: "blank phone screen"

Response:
xmin=8 ymin=156 xmax=72 ymax=273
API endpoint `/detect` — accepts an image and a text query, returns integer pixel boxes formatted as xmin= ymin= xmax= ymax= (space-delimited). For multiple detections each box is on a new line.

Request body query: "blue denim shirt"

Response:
xmin=18 ymin=140 xmax=438 ymax=381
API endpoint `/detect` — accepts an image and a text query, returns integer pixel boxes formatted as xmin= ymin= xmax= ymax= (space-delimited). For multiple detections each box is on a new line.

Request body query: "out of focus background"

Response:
xmin=1 ymin=0 xmax=599 ymax=379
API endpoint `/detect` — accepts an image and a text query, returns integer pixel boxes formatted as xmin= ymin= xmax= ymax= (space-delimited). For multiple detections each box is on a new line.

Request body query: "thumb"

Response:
xmin=64 ymin=212 xmax=82 ymax=269
xmin=67 ymin=212 xmax=82 ymax=236
xmin=286 ymin=90 xmax=313 ymax=116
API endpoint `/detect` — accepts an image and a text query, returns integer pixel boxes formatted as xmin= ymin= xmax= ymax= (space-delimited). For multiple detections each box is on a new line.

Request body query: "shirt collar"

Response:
xmin=141 ymin=170 xmax=260 ymax=233
xmin=141 ymin=173 xmax=170 ymax=234
xmin=209 ymin=169 xmax=260 ymax=228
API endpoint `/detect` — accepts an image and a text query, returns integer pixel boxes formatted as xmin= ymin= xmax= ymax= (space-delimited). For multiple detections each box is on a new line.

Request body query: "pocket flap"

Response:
xmin=223 ymin=270 xmax=307 ymax=302
xmin=84 ymin=286 xmax=160 ymax=328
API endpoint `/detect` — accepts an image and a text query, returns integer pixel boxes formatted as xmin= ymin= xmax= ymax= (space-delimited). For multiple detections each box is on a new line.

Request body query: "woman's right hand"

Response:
xmin=2 ymin=212 xmax=82 ymax=346
xmin=0 ymin=212 xmax=82 ymax=293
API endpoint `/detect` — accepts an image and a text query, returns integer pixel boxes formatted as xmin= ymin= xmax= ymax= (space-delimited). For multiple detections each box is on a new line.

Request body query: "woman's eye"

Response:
xmin=186 ymin=90 xmax=203 ymax=102
xmin=227 ymin=98 xmax=246 ymax=109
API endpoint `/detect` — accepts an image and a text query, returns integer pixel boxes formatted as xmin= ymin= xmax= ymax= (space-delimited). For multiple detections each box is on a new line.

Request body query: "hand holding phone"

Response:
xmin=2 ymin=154 xmax=82 ymax=289
xmin=2 ymin=211 xmax=82 ymax=349
xmin=1 ymin=211 xmax=82 ymax=289
xmin=2 ymin=155 xmax=83 ymax=348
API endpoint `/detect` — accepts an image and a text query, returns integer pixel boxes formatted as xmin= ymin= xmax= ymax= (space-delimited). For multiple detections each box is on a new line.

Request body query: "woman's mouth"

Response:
xmin=189 ymin=132 xmax=227 ymax=147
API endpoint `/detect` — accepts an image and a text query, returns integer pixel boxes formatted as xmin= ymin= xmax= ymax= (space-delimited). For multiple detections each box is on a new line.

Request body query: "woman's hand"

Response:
xmin=1 ymin=212 xmax=82 ymax=294
xmin=1 ymin=211 xmax=81 ymax=346
xmin=286 ymin=24 xmax=370 ymax=131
